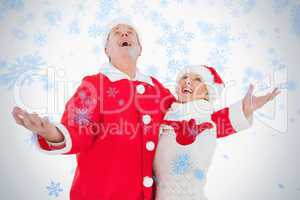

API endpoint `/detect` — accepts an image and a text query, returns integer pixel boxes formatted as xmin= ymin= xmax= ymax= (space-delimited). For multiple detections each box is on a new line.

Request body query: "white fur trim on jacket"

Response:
xmin=229 ymin=100 xmax=253 ymax=132
xmin=35 ymin=122 xmax=72 ymax=155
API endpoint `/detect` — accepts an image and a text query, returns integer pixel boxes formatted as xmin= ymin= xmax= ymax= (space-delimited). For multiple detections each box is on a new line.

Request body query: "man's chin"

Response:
xmin=128 ymin=48 xmax=139 ymax=59
xmin=116 ymin=51 xmax=138 ymax=62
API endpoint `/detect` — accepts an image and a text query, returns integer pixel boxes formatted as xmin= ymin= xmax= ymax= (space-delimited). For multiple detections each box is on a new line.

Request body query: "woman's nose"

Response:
xmin=185 ymin=78 xmax=191 ymax=85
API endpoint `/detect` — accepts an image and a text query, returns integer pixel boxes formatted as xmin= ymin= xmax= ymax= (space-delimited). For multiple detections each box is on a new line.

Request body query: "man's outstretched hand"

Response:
xmin=11 ymin=106 xmax=64 ymax=143
xmin=243 ymin=84 xmax=281 ymax=119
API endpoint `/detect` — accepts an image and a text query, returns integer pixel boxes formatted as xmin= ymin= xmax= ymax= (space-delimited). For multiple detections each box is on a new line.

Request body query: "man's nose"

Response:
xmin=121 ymin=32 xmax=128 ymax=37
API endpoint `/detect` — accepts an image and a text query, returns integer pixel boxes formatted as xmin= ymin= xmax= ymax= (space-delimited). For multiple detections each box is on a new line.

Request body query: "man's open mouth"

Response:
xmin=120 ymin=41 xmax=132 ymax=47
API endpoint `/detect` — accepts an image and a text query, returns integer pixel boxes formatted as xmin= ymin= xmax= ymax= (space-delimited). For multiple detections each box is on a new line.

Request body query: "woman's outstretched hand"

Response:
xmin=242 ymin=84 xmax=281 ymax=119
xmin=11 ymin=106 xmax=64 ymax=143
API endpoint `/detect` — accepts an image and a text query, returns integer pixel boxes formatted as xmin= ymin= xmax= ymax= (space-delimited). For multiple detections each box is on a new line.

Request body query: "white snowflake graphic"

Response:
xmin=34 ymin=33 xmax=47 ymax=46
xmin=24 ymin=134 xmax=37 ymax=148
xmin=107 ymin=87 xmax=119 ymax=98
xmin=96 ymin=0 xmax=120 ymax=21
xmin=193 ymin=168 xmax=205 ymax=181
xmin=159 ymin=20 xmax=194 ymax=59
xmin=73 ymin=108 xmax=91 ymax=126
xmin=78 ymin=91 xmax=96 ymax=106
xmin=44 ymin=10 xmax=62 ymax=26
xmin=171 ymin=153 xmax=192 ymax=175
xmin=88 ymin=24 xmax=106 ymax=38
xmin=272 ymin=0 xmax=290 ymax=12
xmin=207 ymin=48 xmax=231 ymax=71
xmin=291 ymin=5 xmax=300 ymax=37
xmin=0 ymin=53 xmax=47 ymax=89
xmin=224 ymin=0 xmax=256 ymax=16
xmin=1 ymin=0 xmax=24 ymax=10
xmin=46 ymin=181 xmax=63 ymax=197
xmin=11 ymin=28 xmax=27 ymax=40
xmin=68 ymin=19 xmax=80 ymax=34
xmin=118 ymin=99 xmax=125 ymax=106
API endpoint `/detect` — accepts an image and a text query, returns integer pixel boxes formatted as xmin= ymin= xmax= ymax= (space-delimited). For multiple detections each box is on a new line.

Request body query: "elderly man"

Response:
xmin=12 ymin=23 xmax=278 ymax=200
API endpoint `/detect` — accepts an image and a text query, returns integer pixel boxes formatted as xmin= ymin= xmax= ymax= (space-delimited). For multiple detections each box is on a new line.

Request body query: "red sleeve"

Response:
xmin=211 ymin=100 xmax=253 ymax=138
xmin=211 ymin=107 xmax=237 ymax=138
xmin=37 ymin=74 xmax=100 ymax=154
xmin=150 ymin=77 xmax=176 ymax=115
xmin=162 ymin=119 xmax=213 ymax=145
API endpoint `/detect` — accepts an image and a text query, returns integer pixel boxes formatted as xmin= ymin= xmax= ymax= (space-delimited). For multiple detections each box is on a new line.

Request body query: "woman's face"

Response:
xmin=176 ymin=73 xmax=209 ymax=103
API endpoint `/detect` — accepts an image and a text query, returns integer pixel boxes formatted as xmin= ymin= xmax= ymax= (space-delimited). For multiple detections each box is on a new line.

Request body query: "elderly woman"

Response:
xmin=153 ymin=65 xmax=279 ymax=200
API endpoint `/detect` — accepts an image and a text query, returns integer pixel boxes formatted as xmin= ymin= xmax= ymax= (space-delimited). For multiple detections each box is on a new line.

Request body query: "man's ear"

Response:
xmin=104 ymin=47 xmax=108 ymax=55
xmin=104 ymin=47 xmax=112 ymax=62
xmin=138 ymin=45 xmax=142 ymax=57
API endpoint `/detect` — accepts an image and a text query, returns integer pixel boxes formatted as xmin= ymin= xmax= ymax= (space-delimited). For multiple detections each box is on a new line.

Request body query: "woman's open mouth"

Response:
xmin=182 ymin=87 xmax=193 ymax=95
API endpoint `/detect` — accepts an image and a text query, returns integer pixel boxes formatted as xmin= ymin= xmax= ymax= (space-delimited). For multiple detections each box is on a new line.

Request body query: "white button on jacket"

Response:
xmin=136 ymin=84 xmax=145 ymax=94
xmin=143 ymin=176 xmax=153 ymax=187
xmin=142 ymin=114 xmax=151 ymax=125
xmin=146 ymin=141 xmax=155 ymax=151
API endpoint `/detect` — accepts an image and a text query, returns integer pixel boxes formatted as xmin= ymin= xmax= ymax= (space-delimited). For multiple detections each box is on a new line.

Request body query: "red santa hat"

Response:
xmin=176 ymin=65 xmax=225 ymax=103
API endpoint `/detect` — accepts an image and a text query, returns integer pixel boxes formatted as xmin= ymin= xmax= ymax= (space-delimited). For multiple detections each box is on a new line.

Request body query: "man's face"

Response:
xmin=176 ymin=73 xmax=209 ymax=103
xmin=105 ymin=24 xmax=142 ymax=62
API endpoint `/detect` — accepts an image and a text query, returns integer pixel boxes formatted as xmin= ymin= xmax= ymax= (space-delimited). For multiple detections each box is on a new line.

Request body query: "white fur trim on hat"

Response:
xmin=176 ymin=65 xmax=213 ymax=83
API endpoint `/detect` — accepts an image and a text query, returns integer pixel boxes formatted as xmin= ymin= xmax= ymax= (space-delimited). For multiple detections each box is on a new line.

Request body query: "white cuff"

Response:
xmin=46 ymin=138 xmax=66 ymax=146
xmin=159 ymin=124 xmax=176 ymax=137
xmin=36 ymin=122 xmax=72 ymax=155
xmin=229 ymin=100 xmax=253 ymax=132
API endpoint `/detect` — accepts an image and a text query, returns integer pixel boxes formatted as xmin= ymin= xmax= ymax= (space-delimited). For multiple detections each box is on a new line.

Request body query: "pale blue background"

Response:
xmin=1 ymin=0 xmax=300 ymax=199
